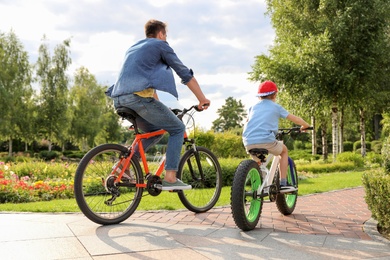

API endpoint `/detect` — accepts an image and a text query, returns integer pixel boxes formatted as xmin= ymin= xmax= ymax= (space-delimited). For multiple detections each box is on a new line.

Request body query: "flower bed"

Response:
xmin=0 ymin=161 xmax=75 ymax=203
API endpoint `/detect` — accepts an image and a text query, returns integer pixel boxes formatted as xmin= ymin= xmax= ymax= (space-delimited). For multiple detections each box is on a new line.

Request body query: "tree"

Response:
xmin=35 ymin=36 xmax=72 ymax=151
xmin=0 ymin=30 xmax=32 ymax=156
xmin=212 ymin=97 xmax=247 ymax=132
xmin=69 ymin=67 xmax=110 ymax=151
xmin=250 ymin=0 xmax=390 ymax=160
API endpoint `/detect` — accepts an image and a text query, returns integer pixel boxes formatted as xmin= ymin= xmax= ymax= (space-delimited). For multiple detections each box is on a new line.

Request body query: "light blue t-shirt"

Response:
xmin=242 ymin=99 xmax=289 ymax=146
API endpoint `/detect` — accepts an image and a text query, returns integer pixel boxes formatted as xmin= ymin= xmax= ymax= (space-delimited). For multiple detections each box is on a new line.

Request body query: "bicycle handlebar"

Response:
xmin=277 ymin=126 xmax=313 ymax=135
xmin=172 ymin=104 xmax=209 ymax=120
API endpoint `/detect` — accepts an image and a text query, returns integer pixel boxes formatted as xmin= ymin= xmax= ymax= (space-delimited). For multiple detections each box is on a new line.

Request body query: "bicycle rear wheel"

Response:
xmin=275 ymin=157 xmax=298 ymax=215
xmin=177 ymin=146 xmax=222 ymax=213
xmin=74 ymin=144 xmax=143 ymax=225
xmin=231 ymin=160 xmax=263 ymax=231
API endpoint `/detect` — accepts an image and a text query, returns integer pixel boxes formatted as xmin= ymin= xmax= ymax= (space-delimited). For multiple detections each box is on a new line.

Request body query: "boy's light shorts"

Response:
xmin=245 ymin=141 xmax=283 ymax=161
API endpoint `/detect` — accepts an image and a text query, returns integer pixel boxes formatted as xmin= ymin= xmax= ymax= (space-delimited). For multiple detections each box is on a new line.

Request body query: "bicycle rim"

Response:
xmin=245 ymin=168 xmax=262 ymax=222
xmin=74 ymin=144 xmax=143 ymax=225
xmin=285 ymin=160 xmax=298 ymax=208
xmin=177 ymin=146 xmax=222 ymax=213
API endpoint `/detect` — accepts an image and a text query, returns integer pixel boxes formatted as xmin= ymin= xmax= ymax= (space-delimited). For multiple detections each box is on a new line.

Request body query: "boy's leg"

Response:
xmin=279 ymin=144 xmax=289 ymax=185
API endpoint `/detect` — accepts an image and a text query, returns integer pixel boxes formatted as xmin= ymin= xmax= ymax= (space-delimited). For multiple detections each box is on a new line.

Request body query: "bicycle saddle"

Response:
xmin=116 ymin=107 xmax=137 ymax=119
xmin=248 ymin=148 xmax=268 ymax=162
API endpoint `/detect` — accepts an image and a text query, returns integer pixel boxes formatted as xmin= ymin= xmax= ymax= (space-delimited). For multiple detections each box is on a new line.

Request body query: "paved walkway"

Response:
xmin=0 ymin=187 xmax=389 ymax=259
xmin=131 ymin=187 xmax=372 ymax=239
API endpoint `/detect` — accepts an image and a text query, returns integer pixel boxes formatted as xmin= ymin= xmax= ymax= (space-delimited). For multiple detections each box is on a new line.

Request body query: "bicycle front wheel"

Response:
xmin=276 ymin=157 xmax=298 ymax=215
xmin=74 ymin=144 xmax=143 ymax=225
xmin=177 ymin=146 xmax=222 ymax=213
xmin=231 ymin=160 xmax=263 ymax=231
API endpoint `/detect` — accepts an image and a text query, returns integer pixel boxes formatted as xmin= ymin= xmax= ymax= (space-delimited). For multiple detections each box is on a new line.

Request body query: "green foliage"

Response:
xmin=211 ymin=97 xmax=247 ymax=132
xmin=293 ymin=140 xmax=306 ymax=150
xmin=353 ymin=141 xmax=371 ymax=152
xmin=343 ymin=141 xmax=354 ymax=152
xmin=297 ymin=161 xmax=355 ymax=174
xmin=289 ymin=150 xmax=320 ymax=162
xmin=0 ymin=31 xmax=33 ymax=155
xmin=371 ymin=140 xmax=383 ymax=154
xmin=191 ymin=130 xmax=215 ymax=148
xmin=365 ymin=152 xmax=383 ymax=167
xmin=210 ymin=131 xmax=246 ymax=158
xmin=218 ymin=158 xmax=242 ymax=186
xmin=336 ymin=152 xmax=364 ymax=167
xmin=38 ymin=151 xmax=61 ymax=161
xmin=362 ymin=169 xmax=390 ymax=229
xmin=382 ymin=136 xmax=390 ymax=173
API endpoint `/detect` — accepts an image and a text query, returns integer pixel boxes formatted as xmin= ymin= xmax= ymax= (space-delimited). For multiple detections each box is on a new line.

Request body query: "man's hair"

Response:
xmin=145 ymin=19 xmax=166 ymax=38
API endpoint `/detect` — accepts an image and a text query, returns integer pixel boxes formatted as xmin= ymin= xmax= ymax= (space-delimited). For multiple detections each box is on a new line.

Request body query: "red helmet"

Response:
xmin=257 ymin=81 xmax=278 ymax=97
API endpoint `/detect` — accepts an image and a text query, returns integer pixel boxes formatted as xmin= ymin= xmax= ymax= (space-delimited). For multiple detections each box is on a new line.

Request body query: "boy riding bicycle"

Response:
xmin=242 ymin=81 xmax=310 ymax=191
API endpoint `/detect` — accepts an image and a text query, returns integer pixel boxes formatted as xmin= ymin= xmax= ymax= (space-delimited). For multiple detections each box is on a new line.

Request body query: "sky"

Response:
xmin=0 ymin=0 xmax=275 ymax=130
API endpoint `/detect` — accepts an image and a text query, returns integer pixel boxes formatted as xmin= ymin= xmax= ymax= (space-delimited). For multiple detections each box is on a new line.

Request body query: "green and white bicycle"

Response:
xmin=230 ymin=127 xmax=312 ymax=231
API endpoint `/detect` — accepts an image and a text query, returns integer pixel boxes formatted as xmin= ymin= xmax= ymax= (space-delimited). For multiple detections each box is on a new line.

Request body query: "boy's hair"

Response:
xmin=260 ymin=93 xmax=277 ymax=100
xmin=145 ymin=19 xmax=167 ymax=38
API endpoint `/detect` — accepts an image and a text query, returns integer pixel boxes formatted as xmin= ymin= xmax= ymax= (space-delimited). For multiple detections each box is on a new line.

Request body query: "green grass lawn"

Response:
xmin=0 ymin=170 xmax=364 ymax=213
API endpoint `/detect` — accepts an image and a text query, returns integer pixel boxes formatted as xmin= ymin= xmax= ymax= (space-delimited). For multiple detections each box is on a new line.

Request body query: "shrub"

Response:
xmin=289 ymin=150 xmax=320 ymax=162
xmin=364 ymin=152 xmax=382 ymax=167
xmin=297 ymin=161 xmax=355 ymax=173
xmin=218 ymin=158 xmax=242 ymax=186
xmin=343 ymin=141 xmax=354 ymax=152
xmin=210 ymin=132 xmax=246 ymax=158
xmin=353 ymin=141 xmax=371 ymax=152
xmin=293 ymin=141 xmax=306 ymax=150
xmin=382 ymin=136 xmax=390 ymax=173
xmin=371 ymin=140 xmax=383 ymax=154
xmin=362 ymin=169 xmax=390 ymax=229
xmin=39 ymin=151 xmax=61 ymax=161
xmin=336 ymin=152 xmax=364 ymax=167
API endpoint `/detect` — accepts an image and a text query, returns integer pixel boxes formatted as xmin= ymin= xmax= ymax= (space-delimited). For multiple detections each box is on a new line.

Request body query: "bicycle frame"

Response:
xmin=257 ymin=153 xmax=280 ymax=195
xmin=111 ymin=123 xmax=192 ymax=189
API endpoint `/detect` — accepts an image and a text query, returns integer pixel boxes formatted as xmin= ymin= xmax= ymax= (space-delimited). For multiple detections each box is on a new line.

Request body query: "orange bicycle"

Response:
xmin=74 ymin=105 xmax=222 ymax=225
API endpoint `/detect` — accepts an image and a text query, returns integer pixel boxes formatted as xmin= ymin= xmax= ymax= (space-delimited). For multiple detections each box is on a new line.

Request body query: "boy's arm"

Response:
xmin=286 ymin=114 xmax=310 ymax=130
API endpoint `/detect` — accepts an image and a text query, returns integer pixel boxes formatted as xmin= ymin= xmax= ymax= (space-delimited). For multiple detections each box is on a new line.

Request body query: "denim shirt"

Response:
xmin=111 ymin=38 xmax=193 ymax=99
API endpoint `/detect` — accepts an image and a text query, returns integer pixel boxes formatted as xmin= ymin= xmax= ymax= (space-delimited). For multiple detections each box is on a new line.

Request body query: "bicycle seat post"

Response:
xmin=116 ymin=107 xmax=139 ymax=134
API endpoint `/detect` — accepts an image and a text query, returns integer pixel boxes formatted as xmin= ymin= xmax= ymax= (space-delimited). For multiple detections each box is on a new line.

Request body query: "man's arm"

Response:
xmin=186 ymin=77 xmax=210 ymax=110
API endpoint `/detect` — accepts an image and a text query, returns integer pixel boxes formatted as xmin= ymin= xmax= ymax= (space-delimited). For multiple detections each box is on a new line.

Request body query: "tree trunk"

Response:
xmin=339 ymin=109 xmax=344 ymax=153
xmin=360 ymin=108 xmax=366 ymax=157
xmin=321 ymin=124 xmax=328 ymax=161
xmin=8 ymin=139 xmax=13 ymax=157
xmin=331 ymin=100 xmax=338 ymax=162
xmin=311 ymin=116 xmax=316 ymax=155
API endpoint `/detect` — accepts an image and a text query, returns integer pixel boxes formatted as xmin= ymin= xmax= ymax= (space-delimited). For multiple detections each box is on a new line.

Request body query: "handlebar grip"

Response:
xmin=194 ymin=103 xmax=210 ymax=112
xmin=303 ymin=126 xmax=314 ymax=130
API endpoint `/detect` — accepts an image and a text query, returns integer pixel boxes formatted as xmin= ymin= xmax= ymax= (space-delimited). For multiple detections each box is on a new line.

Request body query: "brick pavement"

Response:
xmin=129 ymin=187 xmax=373 ymax=240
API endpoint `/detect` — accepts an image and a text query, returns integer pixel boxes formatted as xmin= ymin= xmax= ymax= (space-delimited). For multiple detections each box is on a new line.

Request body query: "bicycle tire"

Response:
xmin=275 ymin=157 xmax=298 ymax=215
xmin=177 ymin=146 xmax=222 ymax=213
xmin=74 ymin=143 xmax=143 ymax=225
xmin=230 ymin=160 xmax=263 ymax=231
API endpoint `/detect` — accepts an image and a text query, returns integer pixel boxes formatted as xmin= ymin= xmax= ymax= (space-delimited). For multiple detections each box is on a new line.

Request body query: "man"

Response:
xmin=110 ymin=19 xmax=210 ymax=190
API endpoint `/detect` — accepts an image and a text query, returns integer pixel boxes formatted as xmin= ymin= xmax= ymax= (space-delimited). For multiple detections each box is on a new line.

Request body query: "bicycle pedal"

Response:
xmin=279 ymin=187 xmax=297 ymax=194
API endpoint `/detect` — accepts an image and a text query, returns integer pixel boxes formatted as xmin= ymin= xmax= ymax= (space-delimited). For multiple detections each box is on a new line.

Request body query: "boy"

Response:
xmin=242 ymin=81 xmax=310 ymax=190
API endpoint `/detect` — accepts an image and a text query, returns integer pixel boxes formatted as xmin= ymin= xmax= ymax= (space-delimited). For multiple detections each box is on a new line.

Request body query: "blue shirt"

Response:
xmin=242 ymin=99 xmax=289 ymax=146
xmin=111 ymin=38 xmax=193 ymax=99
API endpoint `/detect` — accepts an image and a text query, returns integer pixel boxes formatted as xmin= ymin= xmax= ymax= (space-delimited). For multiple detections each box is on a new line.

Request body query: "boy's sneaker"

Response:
xmin=161 ymin=179 xmax=192 ymax=191
xmin=280 ymin=184 xmax=297 ymax=193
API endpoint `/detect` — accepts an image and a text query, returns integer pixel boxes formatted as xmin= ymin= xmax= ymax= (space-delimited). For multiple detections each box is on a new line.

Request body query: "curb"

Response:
xmin=364 ymin=218 xmax=390 ymax=245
